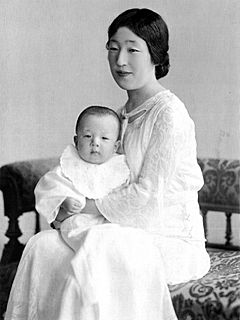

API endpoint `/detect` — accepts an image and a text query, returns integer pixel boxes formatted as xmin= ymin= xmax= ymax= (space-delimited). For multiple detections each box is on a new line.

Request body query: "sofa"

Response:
xmin=0 ymin=157 xmax=239 ymax=319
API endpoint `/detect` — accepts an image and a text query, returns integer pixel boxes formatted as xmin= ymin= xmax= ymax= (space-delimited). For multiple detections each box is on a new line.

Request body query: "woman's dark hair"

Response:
xmin=75 ymin=105 xmax=121 ymax=137
xmin=107 ymin=8 xmax=170 ymax=79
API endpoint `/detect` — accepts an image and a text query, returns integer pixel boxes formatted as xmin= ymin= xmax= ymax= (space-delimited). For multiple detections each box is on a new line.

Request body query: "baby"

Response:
xmin=35 ymin=106 xmax=130 ymax=251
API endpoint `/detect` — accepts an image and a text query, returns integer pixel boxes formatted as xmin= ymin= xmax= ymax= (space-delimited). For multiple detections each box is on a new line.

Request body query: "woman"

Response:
xmin=5 ymin=8 xmax=210 ymax=320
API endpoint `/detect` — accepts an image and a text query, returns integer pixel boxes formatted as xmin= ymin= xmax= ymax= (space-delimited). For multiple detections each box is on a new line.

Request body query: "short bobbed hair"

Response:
xmin=75 ymin=105 xmax=121 ymax=138
xmin=107 ymin=8 xmax=170 ymax=79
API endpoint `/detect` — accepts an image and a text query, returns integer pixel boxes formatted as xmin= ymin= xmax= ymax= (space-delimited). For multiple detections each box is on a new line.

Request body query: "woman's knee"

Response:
xmin=26 ymin=229 xmax=59 ymax=247
xmin=22 ymin=230 xmax=72 ymax=259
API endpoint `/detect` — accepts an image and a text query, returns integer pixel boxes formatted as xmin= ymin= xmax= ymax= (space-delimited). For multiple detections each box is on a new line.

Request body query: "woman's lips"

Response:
xmin=116 ymin=71 xmax=132 ymax=77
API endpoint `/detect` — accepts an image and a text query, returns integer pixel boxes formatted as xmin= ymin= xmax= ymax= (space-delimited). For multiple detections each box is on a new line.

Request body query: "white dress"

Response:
xmin=5 ymin=90 xmax=210 ymax=320
xmin=34 ymin=144 xmax=130 ymax=251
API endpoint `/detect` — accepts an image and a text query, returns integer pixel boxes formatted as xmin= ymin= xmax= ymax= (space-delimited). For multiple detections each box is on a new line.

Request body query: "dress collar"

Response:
xmin=119 ymin=90 xmax=170 ymax=150
xmin=120 ymin=89 xmax=170 ymax=122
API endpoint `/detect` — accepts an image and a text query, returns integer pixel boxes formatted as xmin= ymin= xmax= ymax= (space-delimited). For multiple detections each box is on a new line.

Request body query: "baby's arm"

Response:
xmin=56 ymin=197 xmax=83 ymax=222
xmin=62 ymin=197 xmax=83 ymax=214
xmin=35 ymin=166 xmax=86 ymax=224
xmin=52 ymin=197 xmax=85 ymax=229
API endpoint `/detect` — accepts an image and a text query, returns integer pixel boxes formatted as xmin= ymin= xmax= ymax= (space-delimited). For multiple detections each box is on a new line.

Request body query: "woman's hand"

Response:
xmin=81 ymin=198 xmax=100 ymax=215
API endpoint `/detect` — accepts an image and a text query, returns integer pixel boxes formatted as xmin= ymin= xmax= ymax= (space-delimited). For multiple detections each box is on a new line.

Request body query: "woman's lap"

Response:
xmin=5 ymin=224 xmax=208 ymax=320
xmin=60 ymin=224 xmax=177 ymax=320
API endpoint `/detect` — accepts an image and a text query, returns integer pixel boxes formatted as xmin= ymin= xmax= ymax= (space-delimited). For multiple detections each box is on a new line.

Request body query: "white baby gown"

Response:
xmin=5 ymin=90 xmax=210 ymax=320
xmin=35 ymin=144 xmax=130 ymax=251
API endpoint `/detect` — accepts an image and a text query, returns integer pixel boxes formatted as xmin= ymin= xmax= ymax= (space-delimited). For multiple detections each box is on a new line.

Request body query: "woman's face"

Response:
xmin=107 ymin=27 xmax=156 ymax=91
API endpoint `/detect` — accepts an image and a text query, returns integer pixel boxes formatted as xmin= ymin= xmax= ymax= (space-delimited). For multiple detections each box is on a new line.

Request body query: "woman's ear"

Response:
xmin=73 ymin=135 xmax=78 ymax=148
xmin=114 ymin=140 xmax=121 ymax=152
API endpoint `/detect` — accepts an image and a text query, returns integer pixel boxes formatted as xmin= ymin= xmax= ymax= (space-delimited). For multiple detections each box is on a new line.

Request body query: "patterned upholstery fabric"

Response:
xmin=197 ymin=158 xmax=240 ymax=210
xmin=170 ymin=250 xmax=240 ymax=320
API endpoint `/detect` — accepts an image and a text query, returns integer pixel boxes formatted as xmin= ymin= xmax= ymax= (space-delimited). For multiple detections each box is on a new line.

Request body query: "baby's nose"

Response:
xmin=91 ymin=137 xmax=100 ymax=147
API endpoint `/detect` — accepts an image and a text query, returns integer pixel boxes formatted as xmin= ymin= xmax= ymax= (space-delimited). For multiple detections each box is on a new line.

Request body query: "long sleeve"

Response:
xmin=96 ymin=102 xmax=203 ymax=231
xmin=35 ymin=166 xmax=86 ymax=223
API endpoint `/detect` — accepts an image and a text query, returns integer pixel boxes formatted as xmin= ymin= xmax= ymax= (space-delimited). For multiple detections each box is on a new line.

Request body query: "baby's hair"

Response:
xmin=75 ymin=105 xmax=121 ymax=138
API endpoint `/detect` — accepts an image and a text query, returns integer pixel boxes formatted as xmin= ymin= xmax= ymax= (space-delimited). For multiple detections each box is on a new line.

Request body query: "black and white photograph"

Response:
xmin=0 ymin=1 xmax=239 ymax=319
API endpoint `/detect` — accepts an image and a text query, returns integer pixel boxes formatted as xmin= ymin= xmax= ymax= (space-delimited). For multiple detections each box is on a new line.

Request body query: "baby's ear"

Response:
xmin=114 ymin=140 xmax=121 ymax=152
xmin=73 ymin=135 xmax=78 ymax=147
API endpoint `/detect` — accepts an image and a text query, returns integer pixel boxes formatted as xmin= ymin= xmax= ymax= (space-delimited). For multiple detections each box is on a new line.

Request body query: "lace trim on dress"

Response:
xmin=60 ymin=144 xmax=130 ymax=199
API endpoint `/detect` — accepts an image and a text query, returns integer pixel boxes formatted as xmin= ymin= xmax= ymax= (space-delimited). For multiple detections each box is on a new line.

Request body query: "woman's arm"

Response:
xmin=95 ymin=106 xmax=190 ymax=229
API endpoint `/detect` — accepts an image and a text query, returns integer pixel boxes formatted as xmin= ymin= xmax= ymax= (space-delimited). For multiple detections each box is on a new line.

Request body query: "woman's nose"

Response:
xmin=116 ymin=49 xmax=127 ymax=66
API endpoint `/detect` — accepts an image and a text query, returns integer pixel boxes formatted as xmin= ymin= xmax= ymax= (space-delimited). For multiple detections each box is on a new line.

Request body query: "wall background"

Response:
xmin=1 ymin=0 xmax=239 ymax=254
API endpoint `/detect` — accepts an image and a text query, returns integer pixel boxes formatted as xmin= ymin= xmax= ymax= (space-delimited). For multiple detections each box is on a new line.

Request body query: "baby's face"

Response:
xmin=74 ymin=114 xmax=120 ymax=164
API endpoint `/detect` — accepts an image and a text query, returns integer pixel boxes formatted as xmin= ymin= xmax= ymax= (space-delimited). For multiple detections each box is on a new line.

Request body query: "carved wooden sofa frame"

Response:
xmin=0 ymin=157 xmax=239 ymax=319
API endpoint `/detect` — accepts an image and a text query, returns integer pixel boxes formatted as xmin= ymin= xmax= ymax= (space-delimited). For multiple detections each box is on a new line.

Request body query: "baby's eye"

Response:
xmin=83 ymin=134 xmax=91 ymax=138
xmin=102 ymin=137 xmax=109 ymax=140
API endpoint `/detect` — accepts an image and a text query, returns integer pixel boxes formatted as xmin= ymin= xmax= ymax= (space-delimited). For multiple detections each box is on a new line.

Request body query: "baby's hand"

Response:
xmin=61 ymin=197 xmax=83 ymax=214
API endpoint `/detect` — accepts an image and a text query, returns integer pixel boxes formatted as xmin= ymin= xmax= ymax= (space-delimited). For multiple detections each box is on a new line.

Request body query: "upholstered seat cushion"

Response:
xmin=169 ymin=250 xmax=240 ymax=320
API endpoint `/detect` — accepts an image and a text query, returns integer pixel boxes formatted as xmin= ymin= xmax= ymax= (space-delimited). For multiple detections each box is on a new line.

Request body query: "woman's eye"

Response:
xmin=128 ymin=48 xmax=139 ymax=53
xmin=109 ymin=47 xmax=118 ymax=52
xmin=102 ymin=137 xmax=109 ymax=140
xmin=84 ymin=135 xmax=91 ymax=138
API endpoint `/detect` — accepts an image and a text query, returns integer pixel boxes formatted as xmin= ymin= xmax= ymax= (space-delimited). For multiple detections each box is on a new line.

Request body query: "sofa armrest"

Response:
xmin=197 ymin=158 xmax=240 ymax=250
xmin=0 ymin=158 xmax=59 ymax=264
